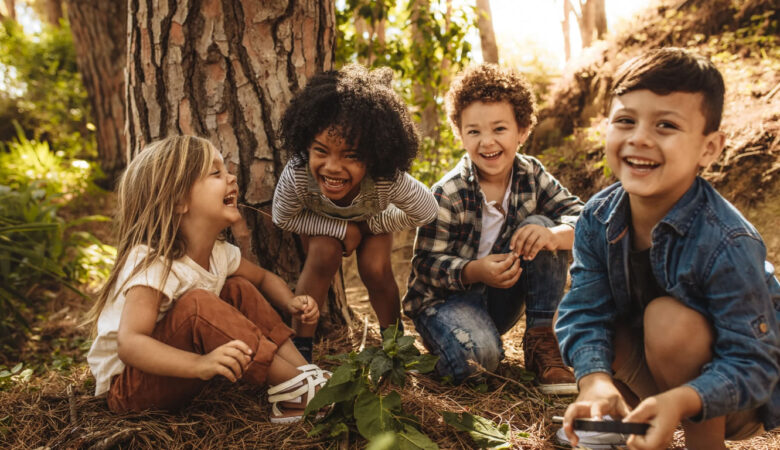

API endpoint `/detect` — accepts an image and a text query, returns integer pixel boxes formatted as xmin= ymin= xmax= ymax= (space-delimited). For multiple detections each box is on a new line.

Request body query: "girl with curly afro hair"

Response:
xmin=272 ymin=64 xmax=437 ymax=361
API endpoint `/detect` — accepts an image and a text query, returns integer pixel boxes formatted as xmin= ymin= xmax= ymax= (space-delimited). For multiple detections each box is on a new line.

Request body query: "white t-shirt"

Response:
xmin=87 ymin=241 xmax=242 ymax=395
xmin=477 ymin=179 xmax=512 ymax=259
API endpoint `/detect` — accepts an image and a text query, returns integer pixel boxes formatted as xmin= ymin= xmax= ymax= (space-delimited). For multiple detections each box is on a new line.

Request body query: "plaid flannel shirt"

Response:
xmin=402 ymin=153 xmax=584 ymax=318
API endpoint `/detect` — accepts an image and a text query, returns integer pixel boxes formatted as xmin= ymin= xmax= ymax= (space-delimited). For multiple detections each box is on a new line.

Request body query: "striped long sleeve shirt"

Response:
xmin=403 ymin=153 xmax=584 ymax=317
xmin=272 ymin=157 xmax=438 ymax=240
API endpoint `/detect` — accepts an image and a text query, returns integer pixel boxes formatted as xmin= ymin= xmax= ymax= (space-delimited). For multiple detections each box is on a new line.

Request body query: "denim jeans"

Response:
xmin=412 ymin=216 xmax=569 ymax=383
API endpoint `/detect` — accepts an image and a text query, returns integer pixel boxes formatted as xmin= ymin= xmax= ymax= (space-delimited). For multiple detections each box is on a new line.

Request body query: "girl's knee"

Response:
xmin=357 ymin=256 xmax=394 ymax=288
xmin=306 ymin=236 xmax=343 ymax=267
xmin=175 ymin=289 xmax=219 ymax=313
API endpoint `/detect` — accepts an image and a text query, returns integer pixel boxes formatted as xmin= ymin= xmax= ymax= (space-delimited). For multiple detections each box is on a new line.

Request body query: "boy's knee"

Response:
xmin=644 ymin=296 xmax=713 ymax=360
xmin=520 ymin=215 xmax=555 ymax=228
xmin=437 ymin=327 xmax=502 ymax=382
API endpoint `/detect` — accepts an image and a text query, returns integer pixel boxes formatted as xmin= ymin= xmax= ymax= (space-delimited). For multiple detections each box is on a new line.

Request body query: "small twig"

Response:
xmin=67 ymin=384 xmax=77 ymax=426
xmin=88 ymin=427 xmax=141 ymax=450
xmin=764 ymin=82 xmax=780 ymax=102
xmin=358 ymin=316 xmax=368 ymax=352
xmin=238 ymin=203 xmax=273 ymax=219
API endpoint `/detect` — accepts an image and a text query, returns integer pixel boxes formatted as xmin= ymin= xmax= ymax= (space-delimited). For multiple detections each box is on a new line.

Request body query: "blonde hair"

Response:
xmin=85 ymin=135 xmax=217 ymax=336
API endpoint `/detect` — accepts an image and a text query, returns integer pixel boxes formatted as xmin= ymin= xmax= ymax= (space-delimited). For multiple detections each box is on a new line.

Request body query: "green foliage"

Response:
xmin=0 ymin=131 xmax=113 ymax=343
xmin=0 ymin=363 xmax=33 ymax=390
xmin=305 ymin=324 xmax=439 ymax=448
xmin=442 ymin=411 xmax=511 ymax=449
xmin=0 ymin=17 xmax=95 ymax=158
xmin=335 ymin=1 xmax=476 ymax=185
xmin=0 ymin=123 xmax=93 ymax=196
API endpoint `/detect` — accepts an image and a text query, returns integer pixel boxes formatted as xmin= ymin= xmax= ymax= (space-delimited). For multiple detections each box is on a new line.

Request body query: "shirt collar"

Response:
xmin=597 ymin=177 xmax=704 ymax=242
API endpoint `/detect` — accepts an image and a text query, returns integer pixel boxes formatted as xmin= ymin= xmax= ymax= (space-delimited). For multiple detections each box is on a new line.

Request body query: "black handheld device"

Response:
xmin=552 ymin=416 xmax=649 ymax=435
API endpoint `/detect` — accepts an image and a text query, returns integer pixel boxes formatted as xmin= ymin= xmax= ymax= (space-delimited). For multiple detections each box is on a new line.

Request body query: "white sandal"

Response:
xmin=267 ymin=365 xmax=330 ymax=423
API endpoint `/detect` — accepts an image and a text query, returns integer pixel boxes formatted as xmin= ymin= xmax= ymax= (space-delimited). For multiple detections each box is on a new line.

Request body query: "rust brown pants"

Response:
xmin=107 ymin=277 xmax=294 ymax=413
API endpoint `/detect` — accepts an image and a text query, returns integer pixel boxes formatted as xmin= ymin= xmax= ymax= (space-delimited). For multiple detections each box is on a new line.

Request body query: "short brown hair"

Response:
xmin=612 ymin=48 xmax=725 ymax=134
xmin=446 ymin=63 xmax=537 ymax=137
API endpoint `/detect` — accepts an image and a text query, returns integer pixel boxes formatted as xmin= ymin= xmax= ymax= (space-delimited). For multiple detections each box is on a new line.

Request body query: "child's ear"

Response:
xmin=517 ymin=127 xmax=531 ymax=146
xmin=175 ymin=202 xmax=189 ymax=215
xmin=699 ymin=130 xmax=726 ymax=168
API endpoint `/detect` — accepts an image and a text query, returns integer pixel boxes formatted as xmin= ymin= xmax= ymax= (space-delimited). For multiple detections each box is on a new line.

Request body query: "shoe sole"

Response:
xmin=537 ymin=382 xmax=578 ymax=395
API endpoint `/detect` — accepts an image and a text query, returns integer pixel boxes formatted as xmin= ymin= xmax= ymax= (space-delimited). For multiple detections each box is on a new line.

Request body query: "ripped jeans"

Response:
xmin=412 ymin=216 xmax=569 ymax=384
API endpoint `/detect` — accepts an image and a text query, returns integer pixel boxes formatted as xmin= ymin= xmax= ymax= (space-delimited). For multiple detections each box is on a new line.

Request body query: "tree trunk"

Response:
xmin=125 ymin=0 xmax=351 ymax=332
xmin=1 ymin=0 xmax=15 ymax=20
xmin=65 ymin=0 xmax=127 ymax=186
xmin=578 ymin=0 xmax=595 ymax=48
xmin=593 ymin=0 xmax=607 ymax=39
xmin=475 ymin=0 xmax=498 ymax=64
xmin=410 ymin=0 xmax=438 ymax=139
xmin=562 ymin=0 xmax=572 ymax=61
xmin=44 ymin=0 xmax=63 ymax=25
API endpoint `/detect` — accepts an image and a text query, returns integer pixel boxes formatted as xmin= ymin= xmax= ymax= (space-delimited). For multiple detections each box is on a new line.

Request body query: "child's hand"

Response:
xmin=510 ymin=224 xmax=557 ymax=260
xmin=562 ymin=373 xmax=632 ymax=447
xmin=623 ymin=390 xmax=690 ymax=450
xmin=466 ymin=253 xmax=521 ymax=288
xmin=343 ymin=222 xmax=363 ymax=256
xmin=195 ymin=340 xmax=253 ymax=382
xmin=287 ymin=294 xmax=319 ymax=326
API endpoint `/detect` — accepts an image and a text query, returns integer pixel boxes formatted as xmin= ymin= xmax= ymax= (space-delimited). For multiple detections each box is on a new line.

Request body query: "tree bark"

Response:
xmin=562 ymin=0 xmax=572 ymax=61
xmin=1 ymin=0 xmax=15 ymax=20
xmin=125 ymin=0 xmax=351 ymax=331
xmin=593 ymin=0 xmax=607 ymax=39
xmin=410 ymin=0 xmax=438 ymax=139
xmin=65 ymin=0 xmax=127 ymax=186
xmin=44 ymin=0 xmax=63 ymax=25
xmin=475 ymin=0 xmax=498 ymax=64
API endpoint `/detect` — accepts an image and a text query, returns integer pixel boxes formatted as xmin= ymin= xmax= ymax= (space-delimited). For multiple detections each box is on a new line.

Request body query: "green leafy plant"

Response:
xmin=442 ymin=412 xmax=512 ymax=449
xmin=304 ymin=324 xmax=439 ymax=448
xmin=0 ymin=181 xmax=112 ymax=343
xmin=0 ymin=18 xmax=95 ymax=158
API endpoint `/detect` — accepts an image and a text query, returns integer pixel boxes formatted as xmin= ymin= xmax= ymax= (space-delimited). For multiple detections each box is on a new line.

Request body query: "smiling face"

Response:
xmin=181 ymin=150 xmax=241 ymax=232
xmin=460 ymin=101 xmax=529 ymax=184
xmin=606 ymin=89 xmax=724 ymax=208
xmin=308 ymin=128 xmax=367 ymax=205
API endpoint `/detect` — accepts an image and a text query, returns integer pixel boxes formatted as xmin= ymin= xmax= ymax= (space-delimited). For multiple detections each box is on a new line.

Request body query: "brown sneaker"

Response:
xmin=522 ymin=326 xmax=578 ymax=395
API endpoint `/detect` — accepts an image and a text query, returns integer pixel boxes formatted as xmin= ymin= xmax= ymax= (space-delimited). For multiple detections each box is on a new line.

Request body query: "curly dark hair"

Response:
xmin=445 ymin=63 xmax=537 ymax=137
xmin=280 ymin=64 xmax=419 ymax=180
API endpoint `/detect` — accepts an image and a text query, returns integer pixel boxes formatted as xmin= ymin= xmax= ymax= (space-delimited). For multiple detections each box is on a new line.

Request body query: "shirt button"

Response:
xmin=760 ymin=323 xmax=768 ymax=333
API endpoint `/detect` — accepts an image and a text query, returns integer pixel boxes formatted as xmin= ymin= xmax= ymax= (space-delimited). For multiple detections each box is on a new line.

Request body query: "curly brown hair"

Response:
xmin=445 ymin=63 xmax=537 ymax=137
xmin=281 ymin=64 xmax=419 ymax=180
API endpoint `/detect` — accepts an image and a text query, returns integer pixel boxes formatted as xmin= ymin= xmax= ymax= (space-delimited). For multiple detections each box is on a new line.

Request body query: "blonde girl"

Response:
xmin=86 ymin=135 xmax=328 ymax=422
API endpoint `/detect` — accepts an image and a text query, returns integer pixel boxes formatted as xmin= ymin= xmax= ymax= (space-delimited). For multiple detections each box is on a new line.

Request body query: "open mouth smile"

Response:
xmin=624 ymin=156 xmax=660 ymax=170
xmin=223 ymin=193 xmax=237 ymax=206
xmin=321 ymin=175 xmax=348 ymax=189
xmin=480 ymin=150 xmax=503 ymax=160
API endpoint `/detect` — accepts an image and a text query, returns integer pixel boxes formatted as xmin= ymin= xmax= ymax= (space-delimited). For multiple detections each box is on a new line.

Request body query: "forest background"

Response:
xmin=0 ymin=0 xmax=777 ymax=448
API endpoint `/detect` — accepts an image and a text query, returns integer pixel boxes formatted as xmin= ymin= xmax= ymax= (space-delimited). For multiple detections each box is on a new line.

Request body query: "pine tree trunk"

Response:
xmin=65 ymin=0 xmax=127 ymax=186
xmin=44 ymin=0 xmax=62 ymax=25
xmin=593 ymin=0 xmax=607 ymax=39
xmin=124 ymin=0 xmax=351 ymax=332
xmin=475 ymin=0 xmax=498 ymax=64
xmin=562 ymin=0 xmax=572 ymax=61
xmin=1 ymin=0 xmax=15 ymax=20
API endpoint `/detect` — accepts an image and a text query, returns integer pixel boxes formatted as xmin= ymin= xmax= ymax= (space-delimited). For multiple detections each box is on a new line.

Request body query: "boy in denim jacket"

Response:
xmin=556 ymin=48 xmax=780 ymax=449
xmin=404 ymin=64 xmax=583 ymax=392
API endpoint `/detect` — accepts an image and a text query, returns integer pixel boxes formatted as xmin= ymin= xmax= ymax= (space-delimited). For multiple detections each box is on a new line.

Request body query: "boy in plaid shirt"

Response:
xmin=403 ymin=64 xmax=583 ymax=392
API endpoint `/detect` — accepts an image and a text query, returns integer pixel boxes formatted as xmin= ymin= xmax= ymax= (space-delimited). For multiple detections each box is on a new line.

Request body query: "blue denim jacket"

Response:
xmin=556 ymin=177 xmax=780 ymax=429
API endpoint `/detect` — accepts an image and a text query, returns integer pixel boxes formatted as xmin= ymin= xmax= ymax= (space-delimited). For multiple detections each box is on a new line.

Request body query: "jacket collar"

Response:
xmin=594 ymin=178 xmax=705 ymax=243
